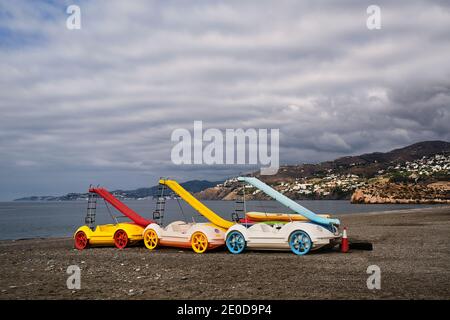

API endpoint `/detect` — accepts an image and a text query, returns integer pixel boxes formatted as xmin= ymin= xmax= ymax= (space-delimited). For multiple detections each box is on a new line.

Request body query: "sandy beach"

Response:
xmin=0 ymin=206 xmax=449 ymax=300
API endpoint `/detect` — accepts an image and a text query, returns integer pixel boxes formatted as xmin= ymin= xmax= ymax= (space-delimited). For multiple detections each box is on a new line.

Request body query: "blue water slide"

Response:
xmin=238 ymin=177 xmax=340 ymax=226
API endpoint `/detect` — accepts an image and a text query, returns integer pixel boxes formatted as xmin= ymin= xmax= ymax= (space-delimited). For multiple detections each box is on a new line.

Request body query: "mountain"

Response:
xmin=196 ymin=141 xmax=450 ymax=201
xmin=14 ymin=141 xmax=450 ymax=203
xmin=260 ymin=140 xmax=450 ymax=181
xmin=14 ymin=180 xmax=222 ymax=201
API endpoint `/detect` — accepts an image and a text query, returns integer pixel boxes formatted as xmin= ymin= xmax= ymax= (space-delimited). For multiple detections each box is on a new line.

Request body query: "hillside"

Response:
xmin=15 ymin=141 xmax=450 ymax=203
xmin=260 ymin=140 xmax=450 ymax=181
xmin=14 ymin=180 xmax=222 ymax=201
xmin=196 ymin=141 xmax=450 ymax=202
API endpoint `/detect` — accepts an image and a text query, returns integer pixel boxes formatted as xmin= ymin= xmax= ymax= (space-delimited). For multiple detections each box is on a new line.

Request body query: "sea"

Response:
xmin=0 ymin=200 xmax=444 ymax=240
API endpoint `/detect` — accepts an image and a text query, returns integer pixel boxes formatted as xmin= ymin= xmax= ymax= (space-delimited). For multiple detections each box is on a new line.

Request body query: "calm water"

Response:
xmin=0 ymin=200 xmax=443 ymax=240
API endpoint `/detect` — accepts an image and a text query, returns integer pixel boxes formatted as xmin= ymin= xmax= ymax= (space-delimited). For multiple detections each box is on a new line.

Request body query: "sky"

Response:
xmin=0 ymin=0 xmax=449 ymax=200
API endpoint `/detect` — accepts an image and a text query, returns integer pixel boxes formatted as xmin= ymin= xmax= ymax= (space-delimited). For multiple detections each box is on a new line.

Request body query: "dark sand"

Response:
xmin=0 ymin=206 xmax=449 ymax=299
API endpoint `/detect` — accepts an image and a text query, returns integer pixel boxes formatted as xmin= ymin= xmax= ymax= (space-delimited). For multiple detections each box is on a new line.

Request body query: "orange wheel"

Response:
xmin=114 ymin=229 xmax=128 ymax=249
xmin=74 ymin=231 xmax=88 ymax=250
xmin=191 ymin=232 xmax=208 ymax=253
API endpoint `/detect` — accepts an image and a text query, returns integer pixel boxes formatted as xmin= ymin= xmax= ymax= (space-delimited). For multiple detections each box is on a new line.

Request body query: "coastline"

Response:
xmin=0 ymin=206 xmax=449 ymax=299
xmin=1 ymin=205 xmax=449 ymax=242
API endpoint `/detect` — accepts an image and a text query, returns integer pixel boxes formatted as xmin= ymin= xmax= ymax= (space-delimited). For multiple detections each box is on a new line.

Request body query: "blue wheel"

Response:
xmin=226 ymin=231 xmax=246 ymax=254
xmin=289 ymin=230 xmax=312 ymax=255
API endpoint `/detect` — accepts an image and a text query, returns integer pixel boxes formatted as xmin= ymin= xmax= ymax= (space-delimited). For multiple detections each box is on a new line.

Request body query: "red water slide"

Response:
xmin=89 ymin=187 xmax=154 ymax=227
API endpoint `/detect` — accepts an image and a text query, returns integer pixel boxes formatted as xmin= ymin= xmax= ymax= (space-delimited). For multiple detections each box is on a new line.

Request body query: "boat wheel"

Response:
xmin=191 ymin=232 xmax=208 ymax=253
xmin=114 ymin=229 xmax=129 ymax=249
xmin=74 ymin=231 xmax=88 ymax=250
xmin=289 ymin=230 xmax=312 ymax=255
xmin=226 ymin=231 xmax=246 ymax=254
xmin=144 ymin=229 xmax=159 ymax=250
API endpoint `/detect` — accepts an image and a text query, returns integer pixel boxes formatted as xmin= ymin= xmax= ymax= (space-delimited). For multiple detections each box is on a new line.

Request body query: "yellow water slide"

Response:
xmin=159 ymin=179 xmax=234 ymax=229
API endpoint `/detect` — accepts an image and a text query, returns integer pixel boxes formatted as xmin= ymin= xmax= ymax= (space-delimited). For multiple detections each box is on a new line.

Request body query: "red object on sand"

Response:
xmin=341 ymin=227 xmax=349 ymax=253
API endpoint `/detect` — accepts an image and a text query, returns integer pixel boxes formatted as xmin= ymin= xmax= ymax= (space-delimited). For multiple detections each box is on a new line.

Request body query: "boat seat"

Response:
xmin=260 ymin=224 xmax=275 ymax=233
xmin=249 ymin=223 xmax=274 ymax=233
xmin=96 ymin=225 xmax=112 ymax=232
xmin=170 ymin=222 xmax=191 ymax=233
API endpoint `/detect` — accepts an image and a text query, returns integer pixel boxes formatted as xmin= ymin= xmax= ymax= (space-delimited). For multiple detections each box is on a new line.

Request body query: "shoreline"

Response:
xmin=336 ymin=204 xmax=450 ymax=216
xmin=1 ymin=205 xmax=449 ymax=243
xmin=0 ymin=206 xmax=449 ymax=299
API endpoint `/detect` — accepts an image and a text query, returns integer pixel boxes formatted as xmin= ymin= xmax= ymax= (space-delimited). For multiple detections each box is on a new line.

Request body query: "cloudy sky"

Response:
xmin=0 ymin=0 xmax=449 ymax=200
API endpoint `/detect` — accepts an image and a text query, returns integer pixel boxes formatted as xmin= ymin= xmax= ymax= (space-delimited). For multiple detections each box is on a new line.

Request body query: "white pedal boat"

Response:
xmin=143 ymin=221 xmax=225 ymax=253
xmin=225 ymin=221 xmax=340 ymax=255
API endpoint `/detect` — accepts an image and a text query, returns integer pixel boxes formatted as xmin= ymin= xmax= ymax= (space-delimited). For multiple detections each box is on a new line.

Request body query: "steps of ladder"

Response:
xmin=153 ymin=183 xmax=167 ymax=223
xmin=85 ymin=192 xmax=97 ymax=229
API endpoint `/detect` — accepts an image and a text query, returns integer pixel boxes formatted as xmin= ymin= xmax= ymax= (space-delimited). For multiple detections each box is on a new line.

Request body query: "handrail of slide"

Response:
xmin=159 ymin=179 xmax=234 ymax=229
xmin=89 ymin=187 xmax=154 ymax=227
xmin=237 ymin=177 xmax=340 ymax=226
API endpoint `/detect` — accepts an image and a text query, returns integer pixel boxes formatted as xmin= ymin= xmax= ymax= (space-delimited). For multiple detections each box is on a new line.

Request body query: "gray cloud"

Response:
xmin=0 ymin=0 xmax=449 ymax=199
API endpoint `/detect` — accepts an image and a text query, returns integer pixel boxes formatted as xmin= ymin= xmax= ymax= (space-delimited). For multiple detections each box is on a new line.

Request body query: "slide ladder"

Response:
xmin=89 ymin=187 xmax=154 ymax=227
xmin=232 ymin=183 xmax=246 ymax=222
xmin=85 ymin=192 xmax=97 ymax=230
xmin=159 ymin=179 xmax=234 ymax=229
xmin=153 ymin=183 xmax=167 ymax=224
xmin=237 ymin=177 xmax=340 ymax=226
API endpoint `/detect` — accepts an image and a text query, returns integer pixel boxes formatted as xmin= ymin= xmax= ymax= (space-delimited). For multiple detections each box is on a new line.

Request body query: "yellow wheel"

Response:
xmin=191 ymin=232 xmax=208 ymax=254
xmin=144 ymin=229 xmax=159 ymax=250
